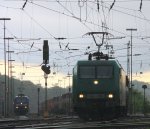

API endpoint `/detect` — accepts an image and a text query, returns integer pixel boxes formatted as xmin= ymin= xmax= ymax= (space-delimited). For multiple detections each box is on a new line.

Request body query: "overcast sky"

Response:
xmin=0 ymin=0 xmax=150 ymax=86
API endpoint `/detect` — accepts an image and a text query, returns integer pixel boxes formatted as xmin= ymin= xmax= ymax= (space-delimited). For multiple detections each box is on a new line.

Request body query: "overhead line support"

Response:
xmin=126 ymin=28 xmax=137 ymax=115
xmin=0 ymin=18 xmax=11 ymax=117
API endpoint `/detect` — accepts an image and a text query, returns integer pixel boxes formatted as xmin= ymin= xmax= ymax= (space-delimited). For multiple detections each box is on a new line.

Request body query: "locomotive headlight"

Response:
xmin=16 ymin=106 xmax=19 ymax=109
xmin=25 ymin=106 xmax=27 ymax=109
xmin=79 ymin=94 xmax=84 ymax=99
xmin=93 ymin=80 xmax=99 ymax=85
xmin=108 ymin=93 xmax=114 ymax=99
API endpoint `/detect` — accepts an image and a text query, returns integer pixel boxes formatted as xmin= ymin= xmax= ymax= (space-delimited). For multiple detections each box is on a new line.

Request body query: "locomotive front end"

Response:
xmin=73 ymin=60 xmax=128 ymax=120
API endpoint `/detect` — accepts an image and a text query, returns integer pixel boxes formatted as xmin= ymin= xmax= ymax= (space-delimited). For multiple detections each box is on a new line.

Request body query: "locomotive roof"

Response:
xmin=76 ymin=59 xmax=123 ymax=69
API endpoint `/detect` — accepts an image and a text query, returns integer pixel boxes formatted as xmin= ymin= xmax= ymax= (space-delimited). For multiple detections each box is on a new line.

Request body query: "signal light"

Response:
xmin=43 ymin=40 xmax=49 ymax=64
xmin=41 ymin=64 xmax=51 ymax=74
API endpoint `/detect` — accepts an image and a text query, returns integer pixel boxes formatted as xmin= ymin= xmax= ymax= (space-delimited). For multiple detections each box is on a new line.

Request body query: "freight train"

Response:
xmin=72 ymin=52 xmax=129 ymax=120
xmin=40 ymin=93 xmax=72 ymax=115
xmin=14 ymin=94 xmax=29 ymax=115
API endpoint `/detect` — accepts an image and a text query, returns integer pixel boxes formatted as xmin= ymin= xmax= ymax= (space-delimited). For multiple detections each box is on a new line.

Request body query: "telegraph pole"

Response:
xmin=126 ymin=28 xmax=137 ymax=114
xmin=0 ymin=18 xmax=11 ymax=117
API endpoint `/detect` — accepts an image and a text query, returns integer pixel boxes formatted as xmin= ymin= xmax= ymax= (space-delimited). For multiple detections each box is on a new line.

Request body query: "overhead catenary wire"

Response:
xmin=0 ymin=0 xmax=150 ymax=81
xmin=139 ymin=0 xmax=143 ymax=12
xmin=109 ymin=0 xmax=116 ymax=11
xmin=29 ymin=1 xmax=150 ymax=39
xmin=2 ymin=0 xmax=150 ymax=38
xmin=22 ymin=0 xmax=28 ymax=10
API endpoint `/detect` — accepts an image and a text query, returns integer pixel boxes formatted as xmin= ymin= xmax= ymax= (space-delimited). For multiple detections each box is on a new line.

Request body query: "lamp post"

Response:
xmin=142 ymin=85 xmax=147 ymax=115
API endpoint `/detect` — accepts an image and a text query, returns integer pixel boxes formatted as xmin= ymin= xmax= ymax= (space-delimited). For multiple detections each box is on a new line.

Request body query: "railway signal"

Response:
xmin=41 ymin=64 xmax=51 ymax=74
xmin=41 ymin=40 xmax=50 ymax=118
xmin=43 ymin=40 xmax=49 ymax=64
xmin=42 ymin=40 xmax=50 ymax=74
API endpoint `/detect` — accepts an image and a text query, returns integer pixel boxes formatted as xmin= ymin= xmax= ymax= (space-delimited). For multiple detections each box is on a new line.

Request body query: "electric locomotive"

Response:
xmin=14 ymin=94 xmax=29 ymax=115
xmin=73 ymin=54 xmax=128 ymax=120
xmin=72 ymin=32 xmax=129 ymax=120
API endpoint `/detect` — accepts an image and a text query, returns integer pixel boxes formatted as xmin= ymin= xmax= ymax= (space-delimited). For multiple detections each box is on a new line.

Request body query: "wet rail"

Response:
xmin=0 ymin=115 xmax=150 ymax=129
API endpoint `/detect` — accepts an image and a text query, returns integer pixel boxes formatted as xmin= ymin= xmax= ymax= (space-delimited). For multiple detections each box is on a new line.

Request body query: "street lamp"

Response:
xmin=142 ymin=85 xmax=147 ymax=115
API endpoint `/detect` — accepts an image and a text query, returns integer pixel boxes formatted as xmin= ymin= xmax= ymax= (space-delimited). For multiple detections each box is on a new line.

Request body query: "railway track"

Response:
xmin=0 ymin=115 xmax=150 ymax=129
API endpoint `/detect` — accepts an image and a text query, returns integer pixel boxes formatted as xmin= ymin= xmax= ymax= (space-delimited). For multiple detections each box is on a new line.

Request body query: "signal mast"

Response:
xmin=41 ymin=40 xmax=50 ymax=118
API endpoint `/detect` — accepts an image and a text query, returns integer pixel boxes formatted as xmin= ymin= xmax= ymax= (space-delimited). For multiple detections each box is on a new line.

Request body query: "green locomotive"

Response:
xmin=72 ymin=59 xmax=129 ymax=120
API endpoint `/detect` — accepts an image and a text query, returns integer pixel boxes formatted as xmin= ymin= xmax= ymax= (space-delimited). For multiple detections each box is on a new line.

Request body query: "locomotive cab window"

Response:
xmin=15 ymin=97 xmax=28 ymax=103
xmin=22 ymin=97 xmax=28 ymax=103
xmin=79 ymin=65 xmax=113 ymax=78
xmin=97 ymin=66 xmax=113 ymax=78
xmin=15 ymin=99 xmax=21 ymax=103
xmin=79 ymin=66 xmax=95 ymax=78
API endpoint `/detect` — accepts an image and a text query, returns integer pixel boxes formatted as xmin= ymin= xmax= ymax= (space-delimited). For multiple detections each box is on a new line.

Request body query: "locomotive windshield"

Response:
xmin=79 ymin=66 xmax=95 ymax=78
xmin=97 ymin=66 xmax=113 ymax=78
xmin=15 ymin=97 xmax=28 ymax=104
xmin=79 ymin=66 xmax=113 ymax=78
